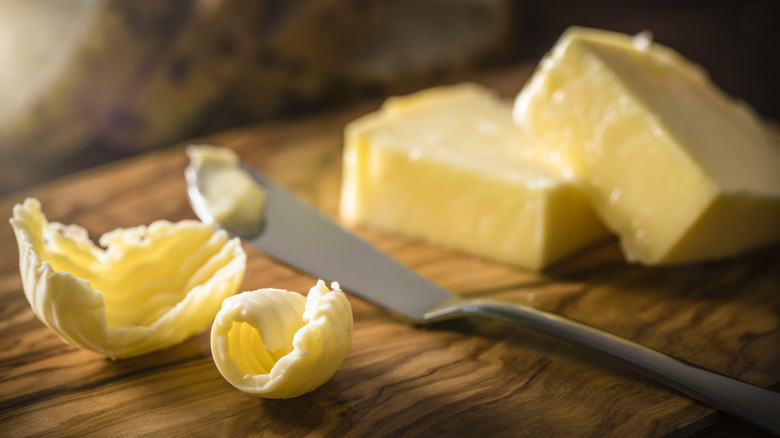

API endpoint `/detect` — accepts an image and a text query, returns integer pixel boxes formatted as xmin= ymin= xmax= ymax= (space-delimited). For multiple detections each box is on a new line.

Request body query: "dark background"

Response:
xmin=1 ymin=0 xmax=778 ymax=195
xmin=519 ymin=0 xmax=779 ymax=121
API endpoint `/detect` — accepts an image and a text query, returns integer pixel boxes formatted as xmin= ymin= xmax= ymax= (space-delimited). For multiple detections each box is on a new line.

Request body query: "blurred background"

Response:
xmin=0 ymin=0 xmax=777 ymax=195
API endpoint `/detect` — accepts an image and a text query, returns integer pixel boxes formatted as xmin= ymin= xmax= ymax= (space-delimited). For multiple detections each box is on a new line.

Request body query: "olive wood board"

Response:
xmin=1 ymin=64 xmax=778 ymax=437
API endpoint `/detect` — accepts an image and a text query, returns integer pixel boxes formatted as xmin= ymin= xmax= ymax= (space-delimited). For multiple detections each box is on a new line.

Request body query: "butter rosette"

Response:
xmin=211 ymin=280 xmax=353 ymax=398
xmin=10 ymin=198 xmax=246 ymax=359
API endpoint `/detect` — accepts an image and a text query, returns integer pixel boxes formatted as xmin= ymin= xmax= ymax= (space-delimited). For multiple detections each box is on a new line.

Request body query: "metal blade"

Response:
xmin=187 ymin=160 xmax=454 ymax=322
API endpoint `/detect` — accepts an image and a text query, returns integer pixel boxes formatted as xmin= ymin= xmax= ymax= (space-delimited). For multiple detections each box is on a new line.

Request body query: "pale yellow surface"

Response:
xmin=9 ymin=198 xmax=246 ymax=359
xmin=210 ymin=280 xmax=353 ymax=399
xmin=186 ymin=144 xmax=266 ymax=238
xmin=340 ymin=83 xmax=609 ymax=270
xmin=514 ymin=27 xmax=780 ymax=265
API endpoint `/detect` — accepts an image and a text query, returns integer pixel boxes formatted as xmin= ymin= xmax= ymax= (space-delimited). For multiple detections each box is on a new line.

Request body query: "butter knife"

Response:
xmin=185 ymin=148 xmax=780 ymax=434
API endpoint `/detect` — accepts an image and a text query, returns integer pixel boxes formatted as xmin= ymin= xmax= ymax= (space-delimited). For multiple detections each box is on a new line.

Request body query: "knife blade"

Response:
xmin=184 ymin=146 xmax=452 ymax=322
xmin=185 ymin=145 xmax=780 ymax=435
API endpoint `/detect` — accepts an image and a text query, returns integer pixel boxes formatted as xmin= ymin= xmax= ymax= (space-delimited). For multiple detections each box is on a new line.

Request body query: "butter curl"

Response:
xmin=211 ymin=280 xmax=353 ymax=398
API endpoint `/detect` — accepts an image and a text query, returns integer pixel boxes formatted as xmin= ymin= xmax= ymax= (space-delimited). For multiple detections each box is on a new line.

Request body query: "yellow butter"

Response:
xmin=9 ymin=198 xmax=246 ymax=359
xmin=210 ymin=280 xmax=353 ymax=399
xmin=186 ymin=144 xmax=266 ymax=238
xmin=514 ymin=27 xmax=780 ymax=265
xmin=340 ymin=83 xmax=609 ymax=270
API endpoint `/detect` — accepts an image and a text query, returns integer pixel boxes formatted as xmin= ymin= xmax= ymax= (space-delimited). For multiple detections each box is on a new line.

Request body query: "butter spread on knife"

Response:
xmin=186 ymin=144 xmax=267 ymax=238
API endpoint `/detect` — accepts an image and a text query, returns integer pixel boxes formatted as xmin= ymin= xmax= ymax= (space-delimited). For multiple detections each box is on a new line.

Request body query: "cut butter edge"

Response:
xmin=514 ymin=26 xmax=780 ymax=265
xmin=340 ymin=83 xmax=610 ymax=270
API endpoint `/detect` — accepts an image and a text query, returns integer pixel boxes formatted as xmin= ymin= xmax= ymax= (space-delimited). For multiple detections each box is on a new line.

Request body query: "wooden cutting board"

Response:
xmin=1 ymin=64 xmax=778 ymax=437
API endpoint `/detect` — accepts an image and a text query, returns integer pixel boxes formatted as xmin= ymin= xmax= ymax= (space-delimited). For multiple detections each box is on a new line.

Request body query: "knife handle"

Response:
xmin=424 ymin=298 xmax=780 ymax=435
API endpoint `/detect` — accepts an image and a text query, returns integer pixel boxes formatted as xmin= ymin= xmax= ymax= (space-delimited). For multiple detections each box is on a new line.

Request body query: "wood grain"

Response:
xmin=1 ymin=64 xmax=779 ymax=437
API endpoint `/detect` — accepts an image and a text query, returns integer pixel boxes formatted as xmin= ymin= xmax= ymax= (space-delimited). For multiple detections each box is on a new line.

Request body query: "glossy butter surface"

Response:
xmin=341 ymin=83 xmax=609 ymax=270
xmin=514 ymin=27 xmax=780 ymax=265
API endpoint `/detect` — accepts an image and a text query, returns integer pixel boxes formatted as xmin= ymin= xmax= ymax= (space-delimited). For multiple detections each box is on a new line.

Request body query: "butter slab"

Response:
xmin=514 ymin=27 xmax=780 ymax=265
xmin=340 ymin=83 xmax=609 ymax=270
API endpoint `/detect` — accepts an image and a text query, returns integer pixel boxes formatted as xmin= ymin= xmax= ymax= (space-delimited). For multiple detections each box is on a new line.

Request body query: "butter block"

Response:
xmin=514 ymin=27 xmax=780 ymax=265
xmin=340 ymin=83 xmax=609 ymax=270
